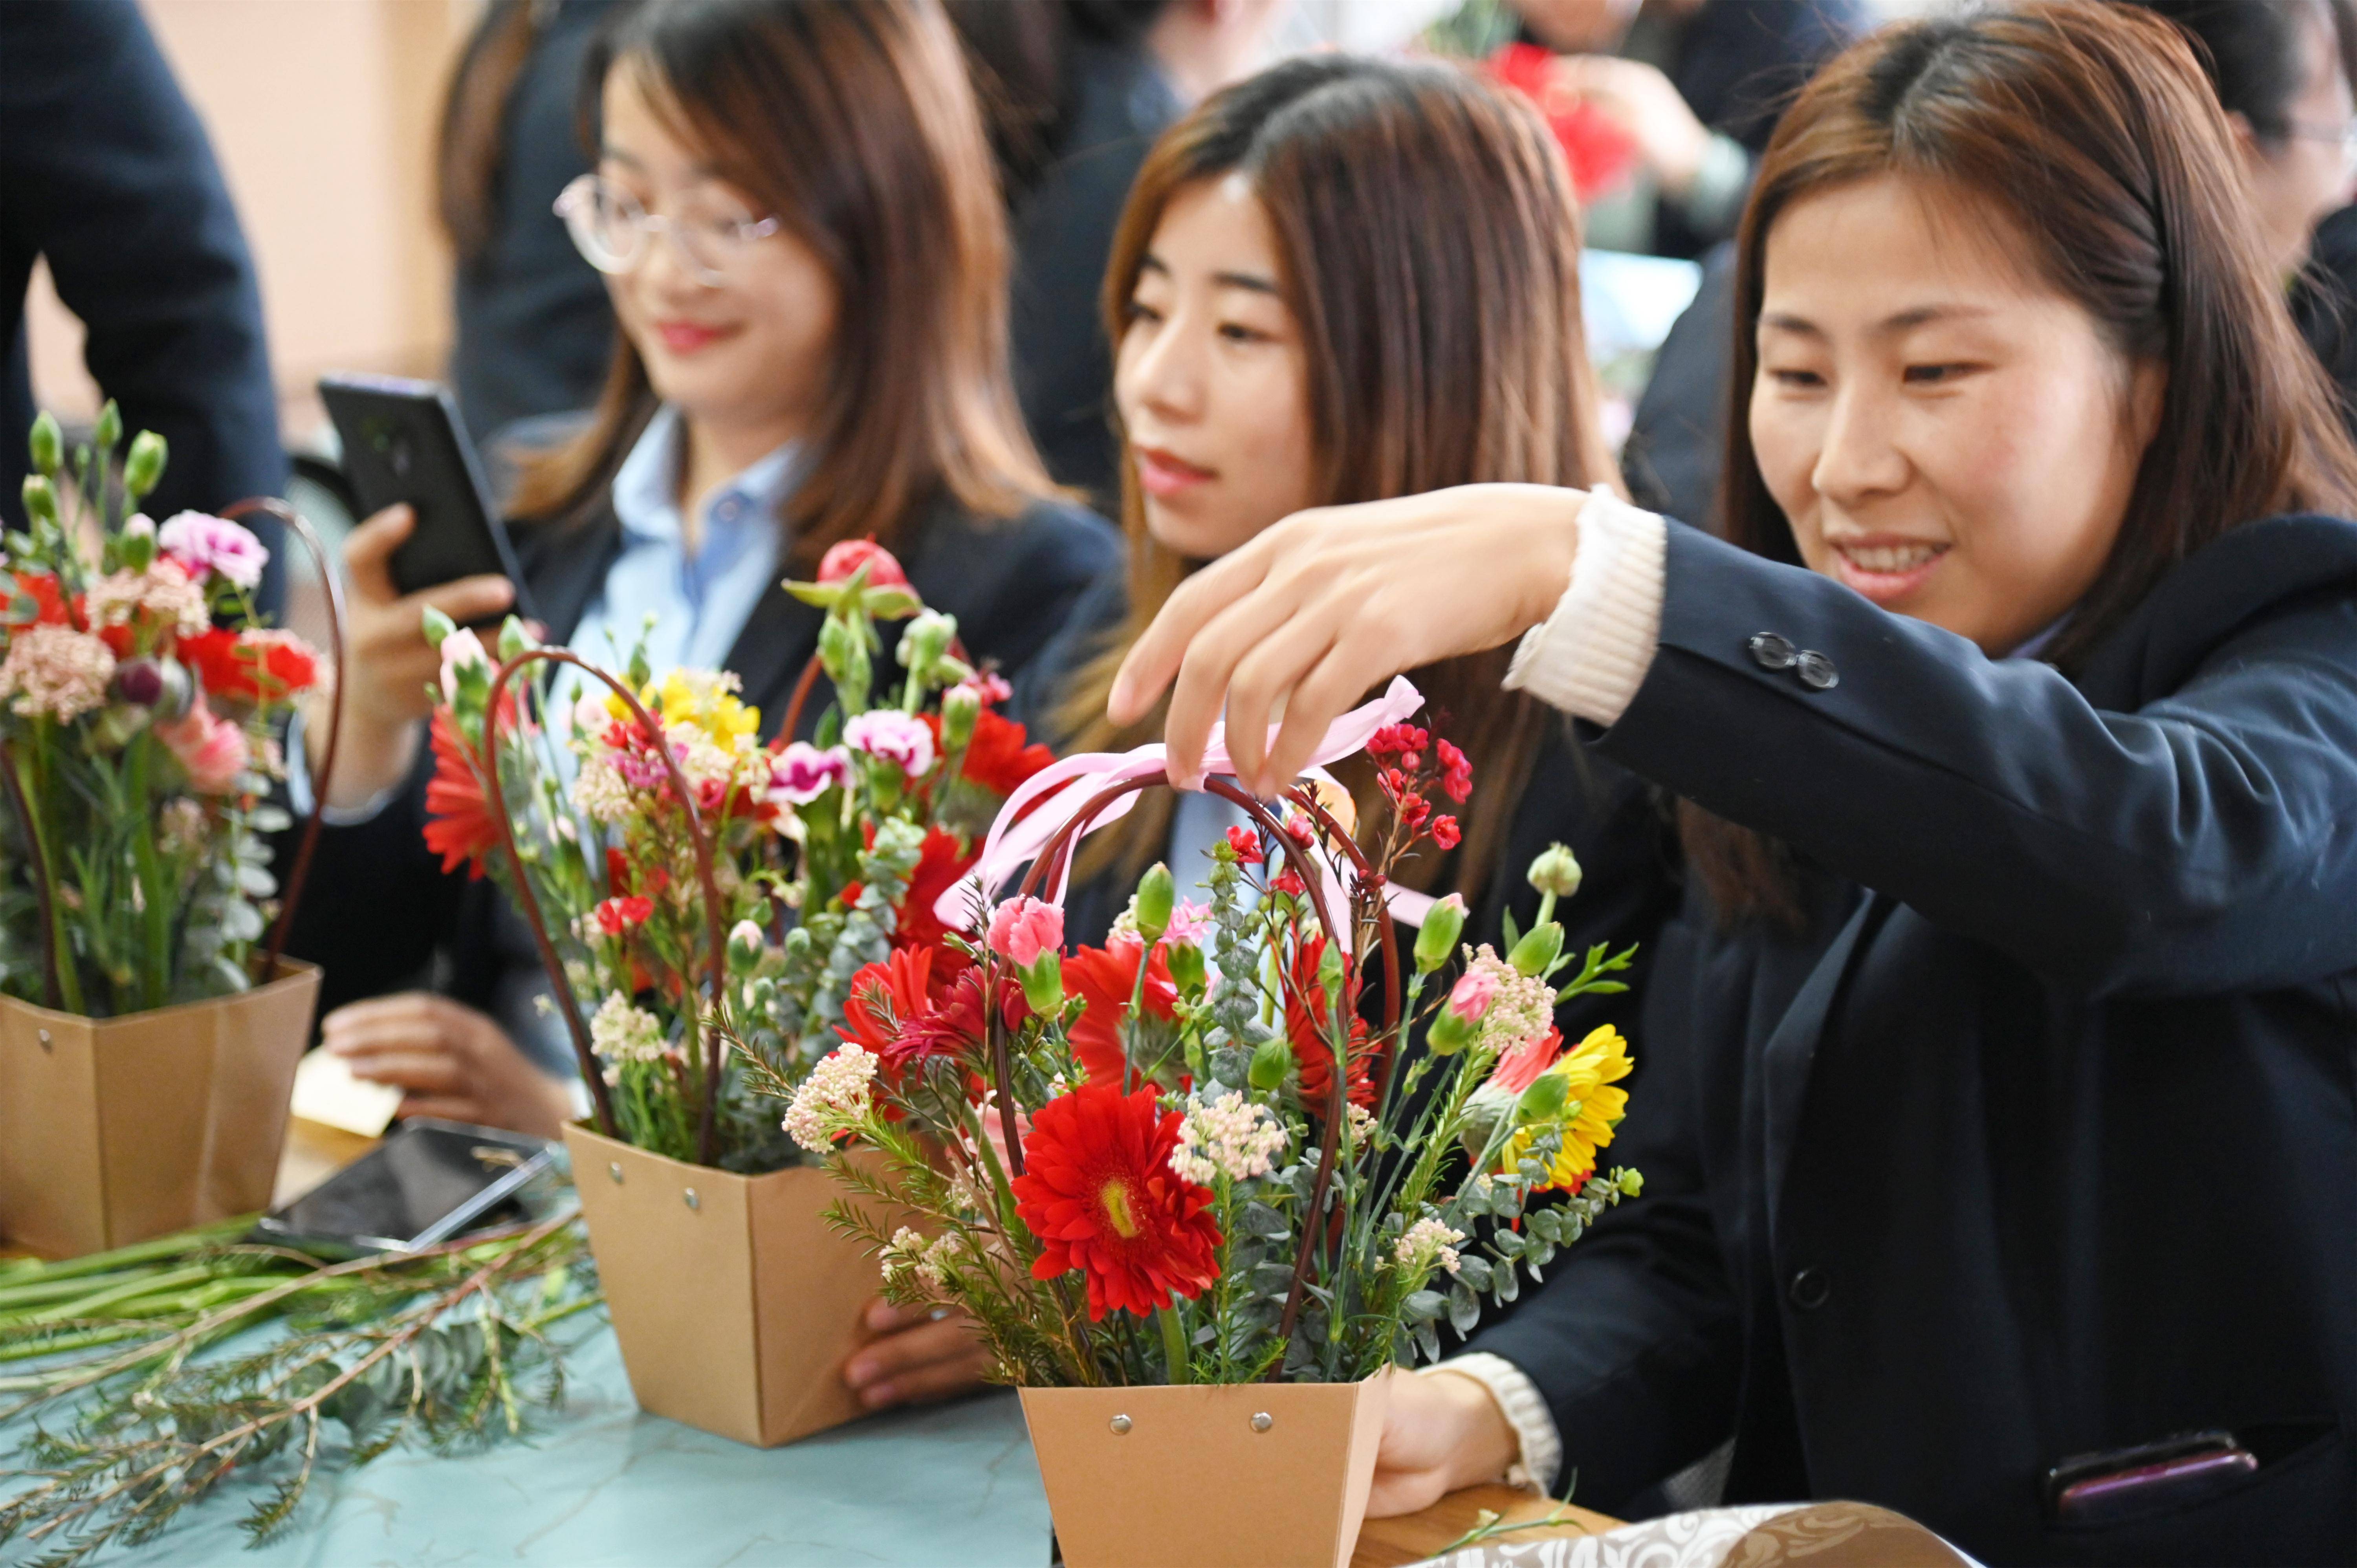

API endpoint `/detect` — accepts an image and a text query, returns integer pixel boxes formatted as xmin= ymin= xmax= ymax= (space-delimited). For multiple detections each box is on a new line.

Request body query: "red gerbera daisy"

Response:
xmin=1061 ymin=936 xmax=1178 ymax=1088
xmin=838 ymin=947 xmax=935 ymax=1058
xmin=1011 ymin=1081 xmax=1221 ymax=1320
xmin=1283 ymin=933 xmax=1377 ymax=1112
xmin=893 ymin=825 xmax=977 ymax=954
xmin=421 ymin=708 xmax=502 ymax=878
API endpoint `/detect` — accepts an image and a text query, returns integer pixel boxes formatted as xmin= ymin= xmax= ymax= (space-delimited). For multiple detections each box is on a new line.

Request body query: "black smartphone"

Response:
xmin=2045 ymin=1430 xmax=2258 ymax=1524
xmin=318 ymin=373 xmax=532 ymax=614
xmin=253 ymin=1118 xmax=557 ymax=1259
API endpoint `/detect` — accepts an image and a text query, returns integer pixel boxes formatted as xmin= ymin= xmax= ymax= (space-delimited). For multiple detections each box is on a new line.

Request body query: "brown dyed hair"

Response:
xmin=1689 ymin=0 xmax=2357 ymax=928
xmin=507 ymin=0 xmax=1059 ymax=566
xmin=1059 ymin=55 xmax=1621 ymax=898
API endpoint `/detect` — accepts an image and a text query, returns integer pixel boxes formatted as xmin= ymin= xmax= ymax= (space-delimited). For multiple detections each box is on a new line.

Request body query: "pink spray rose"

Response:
xmin=987 ymin=896 xmax=1065 ymax=969
xmin=156 ymin=702 xmax=251 ymax=793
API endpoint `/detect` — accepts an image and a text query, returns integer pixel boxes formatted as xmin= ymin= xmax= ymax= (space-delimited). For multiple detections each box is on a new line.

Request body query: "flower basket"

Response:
xmin=564 ymin=1121 xmax=886 ymax=1447
xmin=0 ymin=958 xmax=320 ymax=1257
xmin=1020 ymin=1373 xmax=1391 ymax=1568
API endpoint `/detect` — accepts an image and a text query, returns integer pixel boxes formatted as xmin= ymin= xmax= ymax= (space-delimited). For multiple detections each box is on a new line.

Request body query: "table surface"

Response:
xmin=11 ymin=1123 xmax=1615 ymax=1567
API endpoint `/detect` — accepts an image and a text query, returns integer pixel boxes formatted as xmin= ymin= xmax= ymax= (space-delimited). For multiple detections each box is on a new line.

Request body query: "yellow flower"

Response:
xmin=1501 ymin=1023 xmax=1632 ymax=1191
xmin=609 ymin=668 xmax=761 ymax=746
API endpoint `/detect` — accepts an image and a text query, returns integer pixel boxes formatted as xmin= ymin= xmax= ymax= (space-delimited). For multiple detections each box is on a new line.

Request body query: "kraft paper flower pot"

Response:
xmin=1020 ymin=1372 xmax=1393 ymax=1568
xmin=565 ymin=1122 xmax=882 ymax=1448
xmin=0 ymin=960 xmax=321 ymax=1259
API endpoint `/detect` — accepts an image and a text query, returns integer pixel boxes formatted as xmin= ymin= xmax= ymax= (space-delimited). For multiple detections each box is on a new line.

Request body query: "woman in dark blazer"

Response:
xmin=1107 ymin=8 xmax=2357 ymax=1564
xmin=284 ymin=0 xmax=1113 ymax=1140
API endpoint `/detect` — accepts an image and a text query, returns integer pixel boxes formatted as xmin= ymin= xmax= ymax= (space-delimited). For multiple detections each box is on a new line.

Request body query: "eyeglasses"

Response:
xmin=554 ymin=174 xmax=781 ymax=288
xmin=2282 ymin=118 xmax=2357 ymax=176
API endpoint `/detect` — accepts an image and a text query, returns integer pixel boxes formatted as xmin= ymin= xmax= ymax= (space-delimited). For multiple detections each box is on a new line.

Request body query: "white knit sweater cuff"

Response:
xmin=1503 ymin=487 xmax=1667 ymax=726
xmin=1424 ymin=1352 xmax=1562 ymax=1496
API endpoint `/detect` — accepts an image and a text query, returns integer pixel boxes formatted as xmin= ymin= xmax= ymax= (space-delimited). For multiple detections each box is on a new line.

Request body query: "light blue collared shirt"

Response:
xmin=570 ymin=404 xmax=798 ymax=679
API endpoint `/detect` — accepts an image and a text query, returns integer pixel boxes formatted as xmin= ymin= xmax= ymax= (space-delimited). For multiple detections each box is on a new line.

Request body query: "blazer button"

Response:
xmin=1788 ymin=1267 xmax=1831 ymax=1310
xmin=1747 ymin=632 xmax=1797 ymax=670
xmin=1793 ymin=650 xmax=1839 ymax=691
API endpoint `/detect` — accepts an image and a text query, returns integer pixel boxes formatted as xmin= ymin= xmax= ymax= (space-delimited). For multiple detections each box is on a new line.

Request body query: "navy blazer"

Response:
xmin=283 ymin=489 xmax=1118 ymax=1028
xmin=1470 ymin=515 xmax=2357 ymax=1566
xmin=0 ymin=2 xmax=284 ymax=548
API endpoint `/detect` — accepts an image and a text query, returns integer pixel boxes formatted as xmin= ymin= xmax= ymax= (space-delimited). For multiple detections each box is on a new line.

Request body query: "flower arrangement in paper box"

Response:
xmin=0 ymin=408 xmax=329 ymax=1016
xmin=780 ymin=680 xmax=1644 ymax=1387
xmin=420 ymin=539 xmax=1055 ymax=1171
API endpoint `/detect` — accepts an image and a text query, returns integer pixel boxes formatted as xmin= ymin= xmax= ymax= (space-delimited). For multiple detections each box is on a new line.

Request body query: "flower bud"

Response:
xmin=727 ymin=919 xmax=767 ymax=975
xmin=123 ymin=430 xmax=167 ymax=500
xmin=1527 ymin=843 xmax=1583 ymax=900
xmin=1164 ymin=940 xmax=1206 ymax=995
xmin=27 ymin=411 xmax=61 ymax=478
xmin=112 ymin=658 xmax=165 ymax=707
xmin=118 ymin=519 xmax=156 ymax=572
xmin=1617 ymin=1168 xmax=1644 ymax=1197
xmin=1508 ymin=922 xmax=1563 ymax=978
xmin=1249 ymin=1033 xmax=1293 ymax=1092
xmin=1019 ymin=951 xmax=1064 ymax=1017
xmin=497 ymin=614 xmax=535 ymax=663
xmin=941 ymin=682 xmax=980 ymax=749
xmin=20 ymin=474 xmax=55 ymax=526
xmin=898 ymin=608 xmax=955 ymax=674
xmin=1134 ymin=862 xmax=1175 ymax=945
xmin=421 ymin=605 xmax=457 ymax=651
xmin=1514 ymin=1071 xmax=1569 ymax=1125
xmin=93 ymin=399 xmax=121 ymax=455
xmin=1427 ymin=1006 xmax=1476 ymax=1055
xmin=1412 ymin=893 xmax=1466 ymax=974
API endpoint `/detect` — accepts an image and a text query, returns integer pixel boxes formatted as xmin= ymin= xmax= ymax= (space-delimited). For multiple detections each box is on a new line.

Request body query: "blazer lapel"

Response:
xmin=1758 ymin=892 xmax=1890 ymax=1247
xmin=514 ymin=506 xmax=625 ymax=647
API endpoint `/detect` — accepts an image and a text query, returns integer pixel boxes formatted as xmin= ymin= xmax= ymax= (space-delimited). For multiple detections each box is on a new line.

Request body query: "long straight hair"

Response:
xmin=1059 ymin=55 xmax=1621 ymax=898
xmin=1688 ymin=0 xmax=2357 ymax=927
xmin=507 ymin=0 xmax=1060 ymax=565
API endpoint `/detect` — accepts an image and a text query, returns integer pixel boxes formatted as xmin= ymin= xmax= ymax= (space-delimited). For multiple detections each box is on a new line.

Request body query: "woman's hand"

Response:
xmin=1367 ymin=1368 xmax=1525 ymax=1519
xmin=1108 ymin=484 xmax=1586 ymax=797
xmin=321 ymin=992 xmax=573 ymax=1138
xmin=842 ymin=1299 xmax=994 ymax=1410
xmin=1548 ymin=55 xmax=1714 ymax=198
xmin=307 ymin=504 xmax=515 ymax=809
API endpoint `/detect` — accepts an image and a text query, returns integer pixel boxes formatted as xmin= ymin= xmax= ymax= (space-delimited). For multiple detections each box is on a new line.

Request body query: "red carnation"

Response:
xmin=1283 ymin=933 xmax=1376 ymax=1112
xmin=421 ymin=708 xmax=501 ymax=878
xmin=1011 ymin=1081 xmax=1221 ymax=1321
xmin=180 ymin=626 xmax=321 ymax=703
xmin=7 ymin=572 xmax=71 ymax=628
xmin=935 ymin=706 xmax=1055 ymax=798
xmin=1062 ymin=937 xmax=1179 ymax=1087
xmin=817 ymin=537 xmax=911 ymax=590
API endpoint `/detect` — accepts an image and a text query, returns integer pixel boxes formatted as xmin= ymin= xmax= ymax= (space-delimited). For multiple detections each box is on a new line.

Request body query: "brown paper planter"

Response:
xmin=1020 ymin=1372 xmax=1392 ymax=1568
xmin=564 ymin=1122 xmax=883 ymax=1447
xmin=0 ymin=960 xmax=321 ymax=1258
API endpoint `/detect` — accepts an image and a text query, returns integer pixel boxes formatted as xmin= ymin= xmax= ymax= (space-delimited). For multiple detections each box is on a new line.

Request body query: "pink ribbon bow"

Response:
xmin=935 ymin=676 xmax=1435 ymax=931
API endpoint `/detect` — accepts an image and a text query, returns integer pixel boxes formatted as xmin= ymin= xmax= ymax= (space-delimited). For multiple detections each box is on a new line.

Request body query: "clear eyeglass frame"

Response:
xmin=553 ymin=173 xmax=782 ymax=288
xmin=2282 ymin=117 xmax=2357 ymax=179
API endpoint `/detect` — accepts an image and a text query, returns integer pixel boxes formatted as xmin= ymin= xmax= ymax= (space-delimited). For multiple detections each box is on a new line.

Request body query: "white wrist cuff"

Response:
xmin=1504 ymin=487 xmax=1667 ymax=726
xmin=283 ymin=708 xmax=403 ymax=827
xmin=1424 ymin=1352 xmax=1563 ymax=1496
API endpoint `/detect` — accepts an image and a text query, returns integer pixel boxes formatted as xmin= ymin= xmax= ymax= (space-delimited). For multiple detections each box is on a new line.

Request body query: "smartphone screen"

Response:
xmin=258 ymin=1119 xmax=554 ymax=1257
xmin=318 ymin=374 xmax=531 ymax=611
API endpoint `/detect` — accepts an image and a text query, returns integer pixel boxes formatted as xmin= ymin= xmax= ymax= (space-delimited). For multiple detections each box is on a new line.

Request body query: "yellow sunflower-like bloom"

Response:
xmin=1502 ymin=1023 xmax=1633 ymax=1190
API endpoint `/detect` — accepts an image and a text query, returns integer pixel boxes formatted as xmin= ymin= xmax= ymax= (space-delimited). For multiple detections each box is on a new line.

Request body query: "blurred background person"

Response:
xmin=285 ymin=0 xmax=1114 ymax=1147
xmin=1 ymin=0 xmax=284 ymax=588
xmin=436 ymin=0 xmax=630 ymax=449
xmin=950 ymin=0 xmax=1292 ymax=512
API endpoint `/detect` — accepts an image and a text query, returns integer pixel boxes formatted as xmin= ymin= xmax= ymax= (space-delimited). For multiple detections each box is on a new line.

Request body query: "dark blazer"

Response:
xmin=1470 ymin=515 xmax=2357 ymax=1566
xmin=0 ymin=0 xmax=285 ymax=577
xmin=1012 ymin=573 xmax=1683 ymax=1052
xmin=284 ymin=488 xmax=1118 ymax=1030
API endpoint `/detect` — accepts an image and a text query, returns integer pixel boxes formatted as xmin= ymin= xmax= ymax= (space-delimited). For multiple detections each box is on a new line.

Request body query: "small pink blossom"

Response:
xmin=0 ymin=625 xmax=115 ymax=722
xmin=1162 ymin=898 xmax=1213 ymax=948
xmin=438 ymin=627 xmax=489 ymax=702
xmin=1446 ymin=967 xmax=1499 ymax=1024
xmin=155 ymin=702 xmax=250 ymax=793
xmin=951 ymin=672 xmax=1012 ymax=708
xmin=986 ymin=896 xmax=1064 ymax=968
xmin=842 ymin=709 xmax=935 ymax=779
xmin=157 ymin=511 xmax=268 ymax=590
xmin=770 ymin=741 xmax=852 ymax=804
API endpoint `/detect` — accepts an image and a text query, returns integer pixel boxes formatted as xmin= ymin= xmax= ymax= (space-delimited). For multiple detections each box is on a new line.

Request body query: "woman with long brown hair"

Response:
xmin=288 ymin=0 xmax=1113 ymax=1146
xmin=1017 ymin=53 xmax=1674 ymax=992
xmin=1113 ymin=5 xmax=2357 ymax=1562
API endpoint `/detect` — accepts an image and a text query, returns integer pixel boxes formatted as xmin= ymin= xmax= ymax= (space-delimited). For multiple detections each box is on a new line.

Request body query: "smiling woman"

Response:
xmin=1106 ymin=5 xmax=2357 ymax=1562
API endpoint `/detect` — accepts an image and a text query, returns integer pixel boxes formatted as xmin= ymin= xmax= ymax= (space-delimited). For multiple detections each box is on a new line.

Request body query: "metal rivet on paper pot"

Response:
xmin=683 ymin=1188 xmax=700 ymax=1211
xmin=1109 ymin=1414 xmax=1132 ymax=1435
xmin=36 ymin=1029 xmax=51 ymax=1051
xmin=1250 ymin=1412 xmax=1274 ymax=1433
xmin=608 ymin=1163 xmax=624 ymax=1183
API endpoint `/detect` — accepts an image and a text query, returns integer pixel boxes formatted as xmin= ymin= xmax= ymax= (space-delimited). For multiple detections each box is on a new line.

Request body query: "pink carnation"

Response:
xmin=771 ymin=741 xmax=853 ymax=805
xmin=842 ymin=709 xmax=935 ymax=779
xmin=157 ymin=511 xmax=268 ymax=591
xmin=0 ymin=625 xmax=116 ymax=722
xmin=987 ymin=896 xmax=1064 ymax=968
xmin=1162 ymin=898 xmax=1213 ymax=948
xmin=155 ymin=702 xmax=251 ymax=793
xmin=1446 ymin=967 xmax=1499 ymax=1024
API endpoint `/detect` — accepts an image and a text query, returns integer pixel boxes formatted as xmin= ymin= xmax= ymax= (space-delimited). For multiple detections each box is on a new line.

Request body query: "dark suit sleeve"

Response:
xmin=0 ymin=1 xmax=285 ymax=534
xmin=940 ymin=500 xmax=1122 ymax=688
xmin=1598 ymin=521 xmax=2357 ymax=997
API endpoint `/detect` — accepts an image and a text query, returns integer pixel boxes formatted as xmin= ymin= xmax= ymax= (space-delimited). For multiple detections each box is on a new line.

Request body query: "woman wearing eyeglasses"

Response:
xmin=285 ymin=0 xmax=1114 ymax=1182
